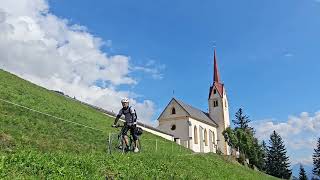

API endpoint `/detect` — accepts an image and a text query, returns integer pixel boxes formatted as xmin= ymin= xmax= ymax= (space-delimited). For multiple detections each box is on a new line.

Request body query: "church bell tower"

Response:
xmin=208 ymin=49 xmax=230 ymax=155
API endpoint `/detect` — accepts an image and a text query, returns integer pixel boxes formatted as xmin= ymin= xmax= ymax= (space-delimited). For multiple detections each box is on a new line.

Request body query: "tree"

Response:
xmin=260 ymin=140 xmax=268 ymax=171
xmin=265 ymin=130 xmax=292 ymax=179
xmin=223 ymin=108 xmax=265 ymax=170
xmin=262 ymin=140 xmax=268 ymax=156
xmin=299 ymin=164 xmax=308 ymax=180
xmin=248 ymin=137 xmax=265 ymax=170
xmin=313 ymin=138 xmax=320 ymax=179
xmin=232 ymin=108 xmax=251 ymax=130
xmin=223 ymin=127 xmax=265 ymax=170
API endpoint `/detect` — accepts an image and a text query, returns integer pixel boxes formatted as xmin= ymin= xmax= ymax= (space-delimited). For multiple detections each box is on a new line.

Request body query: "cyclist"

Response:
xmin=112 ymin=98 xmax=139 ymax=152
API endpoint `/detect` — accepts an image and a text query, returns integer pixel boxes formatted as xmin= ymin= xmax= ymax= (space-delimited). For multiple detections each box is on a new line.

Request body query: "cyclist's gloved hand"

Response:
xmin=112 ymin=124 xmax=117 ymax=128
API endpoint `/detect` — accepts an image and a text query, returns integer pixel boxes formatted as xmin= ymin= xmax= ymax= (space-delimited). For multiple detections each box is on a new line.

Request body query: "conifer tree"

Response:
xmin=313 ymin=138 xmax=320 ymax=179
xmin=299 ymin=164 xmax=308 ymax=180
xmin=232 ymin=108 xmax=251 ymax=130
xmin=260 ymin=140 xmax=268 ymax=171
xmin=265 ymin=130 xmax=292 ymax=179
xmin=262 ymin=140 xmax=268 ymax=155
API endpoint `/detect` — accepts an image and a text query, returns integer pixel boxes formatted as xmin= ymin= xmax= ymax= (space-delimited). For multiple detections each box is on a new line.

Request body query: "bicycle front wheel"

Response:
xmin=108 ymin=133 xmax=123 ymax=154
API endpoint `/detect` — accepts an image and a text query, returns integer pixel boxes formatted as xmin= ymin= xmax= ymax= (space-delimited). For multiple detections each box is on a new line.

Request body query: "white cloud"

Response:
xmin=132 ymin=59 xmax=166 ymax=80
xmin=133 ymin=66 xmax=165 ymax=80
xmin=292 ymin=156 xmax=313 ymax=166
xmin=0 ymin=0 xmax=160 ymax=125
xmin=252 ymin=111 xmax=320 ymax=166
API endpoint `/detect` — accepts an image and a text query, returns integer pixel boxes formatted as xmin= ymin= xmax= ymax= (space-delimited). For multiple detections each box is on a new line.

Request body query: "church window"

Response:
xmin=213 ymin=89 xmax=217 ymax=94
xmin=214 ymin=100 xmax=218 ymax=107
xmin=171 ymin=124 xmax=176 ymax=131
xmin=171 ymin=107 xmax=176 ymax=114
xmin=212 ymin=131 xmax=216 ymax=144
xmin=204 ymin=129 xmax=208 ymax=146
xmin=194 ymin=126 xmax=198 ymax=144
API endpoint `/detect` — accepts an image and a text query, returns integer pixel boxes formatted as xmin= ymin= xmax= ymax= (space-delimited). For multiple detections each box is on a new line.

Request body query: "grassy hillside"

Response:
xmin=0 ymin=69 xmax=278 ymax=179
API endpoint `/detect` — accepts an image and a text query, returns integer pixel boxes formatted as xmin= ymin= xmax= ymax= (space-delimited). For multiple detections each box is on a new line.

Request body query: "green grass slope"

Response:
xmin=0 ymin=69 xmax=278 ymax=179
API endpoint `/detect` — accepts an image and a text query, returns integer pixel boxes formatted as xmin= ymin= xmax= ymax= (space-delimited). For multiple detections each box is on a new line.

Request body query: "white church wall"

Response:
xmin=222 ymin=93 xmax=231 ymax=155
xmin=222 ymin=93 xmax=230 ymax=128
xmin=188 ymin=117 xmax=217 ymax=153
xmin=158 ymin=99 xmax=188 ymax=120
xmin=158 ymin=99 xmax=190 ymax=140
xmin=158 ymin=118 xmax=189 ymax=140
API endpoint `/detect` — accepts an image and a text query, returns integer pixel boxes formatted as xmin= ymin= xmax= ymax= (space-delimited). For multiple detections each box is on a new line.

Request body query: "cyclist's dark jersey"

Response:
xmin=114 ymin=106 xmax=137 ymax=126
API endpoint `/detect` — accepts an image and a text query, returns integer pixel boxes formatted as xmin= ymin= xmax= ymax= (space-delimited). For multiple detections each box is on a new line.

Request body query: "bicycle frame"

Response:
xmin=108 ymin=124 xmax=141 ymax=154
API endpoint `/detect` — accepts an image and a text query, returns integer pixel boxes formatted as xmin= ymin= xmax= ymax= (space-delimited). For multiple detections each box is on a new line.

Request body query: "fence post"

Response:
xmin=171 ymin=142 xmax=173 ymax=153
xmin=108 ymin=133 xmax=111 ymax=154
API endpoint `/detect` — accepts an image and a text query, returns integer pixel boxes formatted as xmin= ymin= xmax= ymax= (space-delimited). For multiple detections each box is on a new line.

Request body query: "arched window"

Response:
xmin=214 ymin=100 xmax=218 ymax=107
xmin=194 ymin=126 xmax=198 ymax=144
xmin=204 ymin=129 xmax=208 ymax=146
xmin=171 ymin=107 xmax=176 ymax=114
xmin=212 ymin=131 xmax=216 ymax=144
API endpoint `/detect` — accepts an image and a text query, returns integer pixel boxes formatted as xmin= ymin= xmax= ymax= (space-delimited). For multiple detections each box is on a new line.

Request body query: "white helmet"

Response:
xmin=121 ymin=98 xmax=129 ymax=103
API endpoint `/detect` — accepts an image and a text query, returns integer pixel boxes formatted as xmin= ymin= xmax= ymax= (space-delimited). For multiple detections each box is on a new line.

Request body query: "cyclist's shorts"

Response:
xmin=122 ymin=125 xmax=138 ymax=141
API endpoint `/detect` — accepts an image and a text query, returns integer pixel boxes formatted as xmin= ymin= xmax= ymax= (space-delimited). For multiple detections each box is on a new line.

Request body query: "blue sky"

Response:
xmin=49 ymin=0 xmax=320 ymax=121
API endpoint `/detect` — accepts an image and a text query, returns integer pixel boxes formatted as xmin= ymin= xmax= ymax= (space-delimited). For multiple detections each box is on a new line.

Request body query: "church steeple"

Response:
xmin=209 ymin=49 xmax=224 ymax=99
xmin=213 ymin=49 xmax=221 ymax=83
xmin=208 ymin=49 xmax=231 ymax=155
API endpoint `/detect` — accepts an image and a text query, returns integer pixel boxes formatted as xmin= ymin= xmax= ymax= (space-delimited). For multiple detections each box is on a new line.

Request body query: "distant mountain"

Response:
xmin=292 ymin=163 xmax=313 ymax=179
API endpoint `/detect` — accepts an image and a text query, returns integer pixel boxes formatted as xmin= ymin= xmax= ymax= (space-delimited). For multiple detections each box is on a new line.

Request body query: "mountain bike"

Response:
xmin=108 ymin=124 xmax=142 ymax=154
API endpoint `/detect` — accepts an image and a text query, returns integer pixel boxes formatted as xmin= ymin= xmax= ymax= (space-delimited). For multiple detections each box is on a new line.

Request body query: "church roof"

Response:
xmin=174 ymin=98 xmax=218 ymax=127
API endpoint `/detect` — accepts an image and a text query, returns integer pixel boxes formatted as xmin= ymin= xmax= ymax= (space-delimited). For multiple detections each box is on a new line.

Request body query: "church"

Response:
xmin=157 ymin=50 xmax=231 ymax=155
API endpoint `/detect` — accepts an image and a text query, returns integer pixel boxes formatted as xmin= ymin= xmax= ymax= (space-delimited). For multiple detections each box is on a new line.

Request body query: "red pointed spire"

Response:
xmin=213 ymin=49 xmax=221 ymax=83
xmin=209 ymin=49 xmax=224 ymax=99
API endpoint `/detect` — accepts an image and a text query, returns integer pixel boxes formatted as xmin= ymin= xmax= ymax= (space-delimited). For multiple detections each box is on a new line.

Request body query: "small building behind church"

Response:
xmin=157 ymin=50 xmax=231 ymax=155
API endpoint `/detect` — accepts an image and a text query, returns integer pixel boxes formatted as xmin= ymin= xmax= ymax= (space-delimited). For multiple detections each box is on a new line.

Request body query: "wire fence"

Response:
xmin=0 ymin=98 xmax=104 ymax=132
